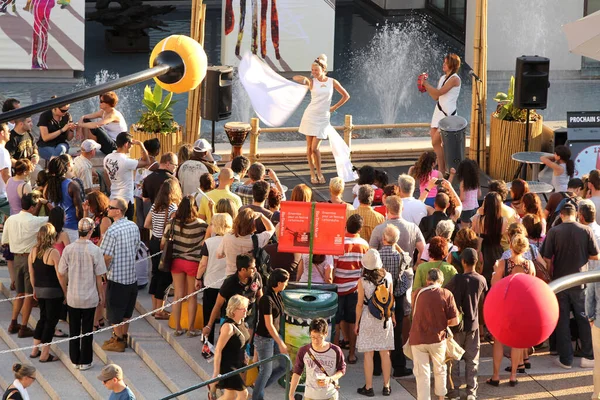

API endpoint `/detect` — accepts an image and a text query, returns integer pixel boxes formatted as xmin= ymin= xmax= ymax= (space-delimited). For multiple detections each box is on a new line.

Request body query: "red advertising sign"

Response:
xmin=278 ymin=201 xmax=347 ymax=255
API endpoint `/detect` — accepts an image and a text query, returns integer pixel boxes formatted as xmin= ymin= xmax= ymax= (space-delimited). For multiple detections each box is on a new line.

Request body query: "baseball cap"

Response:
xmin=78 ymin=217 xmax=95 ymax=233
xmin=460 ymin=247 xmax=478 ymax=266
xmin=81 ymin=139 xmax=101 ymax=152
xmin=561 ymin=201 xmax=577 ymax=213
xmin=97 ymin=364 xmax=123 ymax=382
xmin=361 ymin=249 xmax=383 ymax=271
xmin=193 ymin=138 xmax=212 ymax=152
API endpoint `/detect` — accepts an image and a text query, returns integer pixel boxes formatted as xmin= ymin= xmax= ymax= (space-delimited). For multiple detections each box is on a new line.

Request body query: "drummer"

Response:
xmin=176 ymin=138 xmax=220 ymax=196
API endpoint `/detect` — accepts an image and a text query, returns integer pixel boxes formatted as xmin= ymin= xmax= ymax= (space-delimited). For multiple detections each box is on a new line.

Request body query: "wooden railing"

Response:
xmin=247 ymin=115 xmax=431 ymax=163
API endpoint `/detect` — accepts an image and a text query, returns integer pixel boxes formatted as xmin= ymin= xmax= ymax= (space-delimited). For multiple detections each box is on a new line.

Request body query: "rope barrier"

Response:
xmin=0 ymin=273 xmax=225 ymax=355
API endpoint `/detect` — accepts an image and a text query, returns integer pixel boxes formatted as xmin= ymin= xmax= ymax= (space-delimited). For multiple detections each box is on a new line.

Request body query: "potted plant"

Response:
xmin=488 ymin=76 xmax=544 ymax=181
xmin=130 ymin=85 xmax=182 ymax=160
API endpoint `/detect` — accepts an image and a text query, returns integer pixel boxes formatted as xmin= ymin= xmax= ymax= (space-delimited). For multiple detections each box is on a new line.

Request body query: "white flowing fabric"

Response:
xmin=238 ymin=53 xmax=357 ymax=182
xmin=238 ymin=53 xmax=307 ymax=127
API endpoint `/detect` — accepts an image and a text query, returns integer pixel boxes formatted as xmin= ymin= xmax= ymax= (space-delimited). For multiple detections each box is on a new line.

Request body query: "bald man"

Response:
xmin=198 ymin=168 xmax=243 ymax=223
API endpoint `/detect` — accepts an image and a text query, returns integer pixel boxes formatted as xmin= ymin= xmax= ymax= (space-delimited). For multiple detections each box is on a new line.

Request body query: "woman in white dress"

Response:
xmin=355 ymin=249 xmax=395 ymax=397
xmin=293 ymin=55 xmax=350 ymax=185
xmin=423 ymin=53 xmax=462 ymax=175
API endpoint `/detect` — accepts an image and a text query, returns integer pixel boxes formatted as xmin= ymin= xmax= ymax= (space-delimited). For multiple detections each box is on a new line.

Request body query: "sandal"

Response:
xmin=154 ymin=312 xmax=170 ymax=320
xmin=505 ymin=364 xmax=526 ymax=373
xmin=54 ymin=329 xmax=68 ymax=338
xmin=524 ymin=358 xmax=531 ymax=369
xmin=347 ymin=356 xmax=358 ymax=364
xmin=29 ymin=349 xmax=41 ymax=359
xmin=339 ymin=339 xmax=350 ymax=350
xmin=485 ymin=378 xmax=500 ymax=387
xmin=187 ymin=329 xmax=202 ymax=337
xmin=317 ymin=175 xmax=326 ymax=184
xmin=310 ymin=176 xmax=318 ymax=185
xmin=98 ymin=318 xmax=105 ymax=327
xmin=94 ymin=325 xmax=101 ymax=331
xmin=39 ymin=354 xmax=59 ymax=363
xmin=509 ymin=379 xmax=519 ymax=387
xmin=173 ymin=329 xmax=187 ymax=337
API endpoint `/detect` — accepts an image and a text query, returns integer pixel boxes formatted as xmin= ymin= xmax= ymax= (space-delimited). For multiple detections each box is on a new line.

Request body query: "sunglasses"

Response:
xmin=59 ymin=108 xmax=69 ymax=113
xmin=107 ymin=205 xmax=120 ymax=211
xmin=103 ymin=378 xmax=112 ymax=384
xmin=28 ymin=376 xmax=36 ymax=381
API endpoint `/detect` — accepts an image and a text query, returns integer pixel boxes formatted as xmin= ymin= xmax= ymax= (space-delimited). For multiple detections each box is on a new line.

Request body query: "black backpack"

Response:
xmin=252 ymin=234 xmax=272 ymax=284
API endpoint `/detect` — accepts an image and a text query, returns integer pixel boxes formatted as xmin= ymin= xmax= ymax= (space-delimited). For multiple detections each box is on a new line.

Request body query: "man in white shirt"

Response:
xmin=177 ymin=138 xmax=219 ymax=196
xmin=2 ymin=192 xmax=49 ymax=338
xmin=398 ymin=174 xmax=427 ymax=225
xmin=103 ymin=132 xmax=150 ymax=220
xmin=73 ymin=139 xmax=101 ymax=194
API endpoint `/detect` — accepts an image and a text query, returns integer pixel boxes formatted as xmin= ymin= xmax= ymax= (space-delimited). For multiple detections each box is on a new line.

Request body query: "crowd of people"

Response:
xmin=1 ymin=91 xmax=600 ymax=400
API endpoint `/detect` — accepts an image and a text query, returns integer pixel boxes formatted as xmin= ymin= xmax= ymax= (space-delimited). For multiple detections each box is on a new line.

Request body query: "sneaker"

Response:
xmin=393 ymin=367 xmax=413 ymax=377
xmin=8 ymin=321 xmax=20 ymax=334
xmin=79 ymin=363 xmax=93 ymax=371
xmin=18 ymin=326 xmax=34 ymax=338
xmin=466 ymin=396 xmax=477 ymax=400
xmin=357 ymin=386 xmax=374 ymax=397
xmin=580 ymin=357 xmax=595 ymax=368
xmin=553 ymin=358 xmax=572 ymax=369
xmin=102 ymin=337 xmax=126 ymax=352
xmin=72 ymin=364 xmax=79 ymax=370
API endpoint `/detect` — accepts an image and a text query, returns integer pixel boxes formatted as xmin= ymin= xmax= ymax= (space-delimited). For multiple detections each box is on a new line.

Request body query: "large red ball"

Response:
xmin=483 ymin=273 xmax=558 ymax=348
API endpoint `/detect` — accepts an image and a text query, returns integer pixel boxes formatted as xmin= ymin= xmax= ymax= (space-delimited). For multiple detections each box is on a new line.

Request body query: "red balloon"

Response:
xmin=483 ymin=273 xmax=559 ymax=348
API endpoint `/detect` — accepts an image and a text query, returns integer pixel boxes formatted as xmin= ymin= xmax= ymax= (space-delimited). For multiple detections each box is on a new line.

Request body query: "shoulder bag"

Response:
xmin=307 ymin=348 xmax=340 ymax=390
xmin=530 ymin=244 xmax=551 ymax=283
xmin=402 ymin=285 xmax=435 ymax=360
xmin=158 ymin=218 xmax=176 ymax=273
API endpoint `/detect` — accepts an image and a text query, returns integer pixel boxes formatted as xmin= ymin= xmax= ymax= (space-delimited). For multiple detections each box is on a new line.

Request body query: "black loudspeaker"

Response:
xmin=514 ymin=56 xmax=550 ymax=110
xmin=201 ymin=66 xmax=233 ymax=121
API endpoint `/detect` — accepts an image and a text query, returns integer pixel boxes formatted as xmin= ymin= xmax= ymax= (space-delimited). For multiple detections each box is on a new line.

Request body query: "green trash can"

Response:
xmin=280 ymin=289 xmax=338 ymax=391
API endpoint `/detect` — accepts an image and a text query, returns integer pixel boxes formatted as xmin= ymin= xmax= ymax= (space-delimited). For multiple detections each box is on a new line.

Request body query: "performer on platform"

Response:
xmin=422 ymin=53 xmax=462 ymax=175
xmin=294 ymin=55 xmax=350 ymax=185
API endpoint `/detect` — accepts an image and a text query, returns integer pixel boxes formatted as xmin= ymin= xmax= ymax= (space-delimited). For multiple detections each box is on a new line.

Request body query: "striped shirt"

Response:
xmin=347 ymin=205 xmax=384 ymax=243
xmin=333 ymin=233 xmax=369 ymax=295
xmin=164 ymin=218 xmax=208 ymax=263
xmin=149 ymin=203 xmax=178 ymax=239
xmin=100 ymin=218 xmax=141 ymax=285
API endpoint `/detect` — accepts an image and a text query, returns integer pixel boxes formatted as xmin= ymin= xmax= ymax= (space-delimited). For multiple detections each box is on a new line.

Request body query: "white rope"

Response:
xmin=0 ymin=275 xmax=226 ymax=355
xmin=0 ymin=250 xmax=164 ymax=304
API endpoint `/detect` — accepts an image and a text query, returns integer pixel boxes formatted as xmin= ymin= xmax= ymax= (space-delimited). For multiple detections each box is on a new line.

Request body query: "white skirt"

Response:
xmin=430 ymin=105 xmax=446 ymax=128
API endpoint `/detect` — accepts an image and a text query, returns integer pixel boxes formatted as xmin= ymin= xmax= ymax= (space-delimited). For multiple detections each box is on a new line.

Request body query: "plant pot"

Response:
xmin=105 ymin=29 xmax=150 ymax=53
xmin=488 ymin=114 xmax=544 ymax=181
xmin=129 ymin=124 xmax=183 ymax=160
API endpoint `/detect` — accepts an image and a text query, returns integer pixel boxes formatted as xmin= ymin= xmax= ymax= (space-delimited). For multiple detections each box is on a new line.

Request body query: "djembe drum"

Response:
xmin=224 ymin=122 xmax=251 ymax=158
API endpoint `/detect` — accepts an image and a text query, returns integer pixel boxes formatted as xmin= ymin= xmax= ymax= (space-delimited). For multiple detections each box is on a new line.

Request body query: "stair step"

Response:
xmin=0 ymin=331 xmax=51 ymax=400
xmin=0 ymin=292 xmax=91 ymax=399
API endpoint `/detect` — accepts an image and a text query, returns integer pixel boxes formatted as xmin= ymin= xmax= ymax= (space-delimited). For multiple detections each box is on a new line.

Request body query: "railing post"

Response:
xmin=250 ymin=117 xmax=260 ymax=163
xmin=344 ymin=114 xmax=353 ymax=159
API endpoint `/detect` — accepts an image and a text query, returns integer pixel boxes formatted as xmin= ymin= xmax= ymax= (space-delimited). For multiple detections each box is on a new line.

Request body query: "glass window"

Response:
xmin=584 ymin=0 xmax=600 ymax=69
xmin=429 ymin=0 xmax=446 ymax=11
xmin=449 ymin=0 xmax=465 ymax=24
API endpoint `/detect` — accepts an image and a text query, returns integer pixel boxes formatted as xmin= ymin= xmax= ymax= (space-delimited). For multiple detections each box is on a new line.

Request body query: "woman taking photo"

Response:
xmin=211 ymin=295 xmax=251 ymax=400
xmin=218 ymin=208 xmax=276 ymax=276
xmin=162 ymin=196 xmax=207 ymax=336
xmin=355 ymin=249 xmax=394 ymax=397
xmin=77 ymin=91 xmax=128 ymax=155
xmin=6 ymin=159 xmax=34 ymax=215
xmin=83 ymin=191 xmax=112 ymax=246
xmin=488 ymin=234 xmax=535 ymax=387
xmin=145 ymin=178 xmax=181 ymax=320
xmin=28 ymin=223 xmax=63 ymax=363
xmin=37 ymin=103 xmax=75 ymax=160
xmin=540 ymin=145 xmax=574 ymax=193
xmin=3 ymin=363 xmax=36 ymax=400
xmin=294 ymin=54 xmax=351 ymax=184
xmin=422 ymin=53 xmax=462 ymax=175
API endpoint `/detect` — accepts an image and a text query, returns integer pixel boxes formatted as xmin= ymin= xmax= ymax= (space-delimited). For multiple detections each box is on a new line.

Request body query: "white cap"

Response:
xmin=81 ymin=139 xmax=101 ymax=152
xmin=193 ymin=138 xmax=212 ymax=152
xmin=361 ymin=249 xmax=383 ymax=271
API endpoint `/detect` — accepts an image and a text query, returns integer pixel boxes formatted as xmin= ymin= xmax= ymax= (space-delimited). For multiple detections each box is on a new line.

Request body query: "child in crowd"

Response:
xmin=409 ymin=151 xmax=443 ymax=207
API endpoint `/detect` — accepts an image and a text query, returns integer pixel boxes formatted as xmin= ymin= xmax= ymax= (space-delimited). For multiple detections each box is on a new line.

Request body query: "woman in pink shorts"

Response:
xmin=162 ymin=196 xmax=208 ymax=336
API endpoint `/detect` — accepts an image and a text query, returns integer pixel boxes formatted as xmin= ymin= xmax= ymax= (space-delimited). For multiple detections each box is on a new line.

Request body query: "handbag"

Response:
xmin=402 ymin=285 xmax=435 ymax=360
xmin=530 ymin=245 xmax=551 ymax=283
xmin=307 ymin=349 xmax=340 ymax=390
xmin=444 ymin=327 xmax=465 ymax=362
xmin=158 ymin=218 xmax=176 ymax=273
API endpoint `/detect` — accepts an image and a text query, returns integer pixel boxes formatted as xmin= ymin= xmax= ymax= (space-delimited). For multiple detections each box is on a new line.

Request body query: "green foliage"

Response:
xmin=136 ymin=85 xmax=178 ymax=134
xmin=492 ymin=76 xmax=538 ymax=122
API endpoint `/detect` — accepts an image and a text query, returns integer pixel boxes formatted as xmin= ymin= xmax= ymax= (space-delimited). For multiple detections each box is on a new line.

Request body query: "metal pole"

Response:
xmin=549 ymin=269 xmax=600 ymax=294
xmin=520 ymin=108 xmax=531 ymax=180
xmin=0 ymin=65 xmax=171 ymax=124
xmin=211 ymin=120 xmax=216 ymax=152
xmin=307 ymin=202 xmax=316 ymax=291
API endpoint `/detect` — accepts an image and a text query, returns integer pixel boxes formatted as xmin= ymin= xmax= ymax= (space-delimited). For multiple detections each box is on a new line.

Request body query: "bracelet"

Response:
xmin=424 ymin=188 xmax=430 ymax=192
xmin=195 ymin=277 xmax=202 ymax=281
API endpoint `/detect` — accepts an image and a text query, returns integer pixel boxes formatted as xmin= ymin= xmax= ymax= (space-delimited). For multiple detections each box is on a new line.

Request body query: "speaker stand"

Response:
xmin=211 ymin=120 xmax=216 ymax=153
xmin=520 ymin=108 xmax=532 ymax=180
xmin=473 ymin=77 xmax=484 ymax=167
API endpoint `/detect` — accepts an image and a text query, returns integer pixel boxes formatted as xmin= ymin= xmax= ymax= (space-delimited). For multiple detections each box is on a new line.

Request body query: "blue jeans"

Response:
xmin=252 ymin=334 xmax=288 ymax=400
xmin=556 ymin=287 xmax=593 ymax=366
xmin=38 ymin=143 xmax=69 ymax=160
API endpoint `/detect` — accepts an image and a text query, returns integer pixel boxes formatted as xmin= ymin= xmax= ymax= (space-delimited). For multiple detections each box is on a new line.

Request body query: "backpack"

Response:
xmin=252 ymin=234 xmax=272 ymax=285
xmin=550 ymin=195 xmax=580 ymax=228
xmin=365 ymin=278 xmax=394 ymax=329
xmin=135 ymin=242 xmax=151 ymax=288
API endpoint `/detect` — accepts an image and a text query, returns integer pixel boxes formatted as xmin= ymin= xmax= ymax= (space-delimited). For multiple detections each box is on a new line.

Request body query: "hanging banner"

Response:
xmin=0 ymin=0 xmax=84 ymax=71
xmin=278 ymin=201 xmax=346 ymax=255
xmin=220 ymin=0 xmax=335 ymax=72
